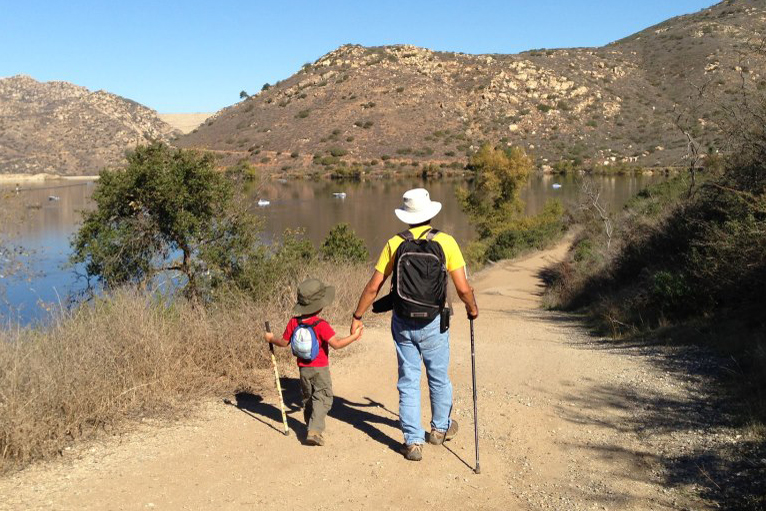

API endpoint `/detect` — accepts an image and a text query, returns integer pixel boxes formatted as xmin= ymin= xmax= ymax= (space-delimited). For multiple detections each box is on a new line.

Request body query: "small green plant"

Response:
xmin=296 ymin=109 xmax=310 ymax=119
xmin=329 ymin=147 xmax=348 ymax=157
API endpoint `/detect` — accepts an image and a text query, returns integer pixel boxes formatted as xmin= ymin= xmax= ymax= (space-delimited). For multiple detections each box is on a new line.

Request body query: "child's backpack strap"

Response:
xmin=300 ymin=318 xmax=326 ymax=329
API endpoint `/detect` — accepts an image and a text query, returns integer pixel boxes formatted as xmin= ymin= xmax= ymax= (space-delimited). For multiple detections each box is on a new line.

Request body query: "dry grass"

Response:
xmin=0 ymin=261 xmax=371 ymax=472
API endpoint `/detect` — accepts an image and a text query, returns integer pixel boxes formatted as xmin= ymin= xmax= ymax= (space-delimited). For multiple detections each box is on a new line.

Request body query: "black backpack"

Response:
xmin=391 ymin=228 xmax=447 ymax=321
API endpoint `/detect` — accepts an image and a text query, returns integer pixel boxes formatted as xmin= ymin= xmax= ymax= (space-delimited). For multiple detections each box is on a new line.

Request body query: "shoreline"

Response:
xmin=0 ymin=173 xmax=99 ymax=184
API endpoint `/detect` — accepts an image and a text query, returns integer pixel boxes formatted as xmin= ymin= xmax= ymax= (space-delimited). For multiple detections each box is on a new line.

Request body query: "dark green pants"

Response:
xmin=299 ymin=366 xmax=333 ymax=433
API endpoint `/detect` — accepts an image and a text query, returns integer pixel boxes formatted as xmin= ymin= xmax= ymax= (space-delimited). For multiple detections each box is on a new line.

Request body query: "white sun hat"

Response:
xmin=394 ymin=188 xmax=443 ymax=225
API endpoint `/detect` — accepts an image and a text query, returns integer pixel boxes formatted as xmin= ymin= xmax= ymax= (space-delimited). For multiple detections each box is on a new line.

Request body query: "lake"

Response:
xmin=0 ymin=173 xmax=666 ymax=323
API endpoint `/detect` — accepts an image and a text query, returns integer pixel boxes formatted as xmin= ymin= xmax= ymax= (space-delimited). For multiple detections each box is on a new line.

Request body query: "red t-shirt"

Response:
xmin=282 ymin=315 xmax=336 ymax=368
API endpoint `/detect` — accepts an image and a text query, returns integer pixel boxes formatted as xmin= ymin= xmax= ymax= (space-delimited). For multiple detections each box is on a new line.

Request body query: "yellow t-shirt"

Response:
xmin=374 ymin=225 xmax=466 ymax=277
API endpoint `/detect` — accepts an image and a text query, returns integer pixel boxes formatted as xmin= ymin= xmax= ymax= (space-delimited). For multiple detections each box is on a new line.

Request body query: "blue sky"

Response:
xmin=1 ymin=0 xmax=718 ymax=113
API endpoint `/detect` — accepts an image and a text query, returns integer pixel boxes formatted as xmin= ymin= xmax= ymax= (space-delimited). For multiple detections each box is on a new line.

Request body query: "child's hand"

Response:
xmin=264 ymin=332 xmax=275 ymax=343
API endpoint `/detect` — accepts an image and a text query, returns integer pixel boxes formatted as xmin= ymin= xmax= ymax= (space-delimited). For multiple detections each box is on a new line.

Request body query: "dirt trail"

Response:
xmin=0 ymin=242 xmax=711 ymax=510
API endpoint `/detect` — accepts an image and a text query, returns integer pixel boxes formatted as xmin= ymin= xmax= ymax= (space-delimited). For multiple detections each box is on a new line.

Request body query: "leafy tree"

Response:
xmin=239 ymin=90 xmax=249 ymax=99
xmin=71 ymin=143 xmax=259 ymax=298
xmin=225 ymin=158 xmax=259 ymax=182
xmin=321 ymin=224 xmax=368 ymax=263
xmin=456 ymin=143 xmax=533 ymax=238
xmin=262 ymin=83 xmax=271 ymax=91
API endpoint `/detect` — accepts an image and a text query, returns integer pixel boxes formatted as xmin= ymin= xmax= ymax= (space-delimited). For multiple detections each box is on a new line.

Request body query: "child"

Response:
xmin=264 ymin=278 xmax=363 ymax=446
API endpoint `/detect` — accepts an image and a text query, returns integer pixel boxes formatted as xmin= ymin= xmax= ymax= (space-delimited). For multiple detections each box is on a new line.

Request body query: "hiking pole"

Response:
xmin=265 ymin=321 xmax=290 ymax=436
xmin=470 ymin=318 xmax=481 ymax=474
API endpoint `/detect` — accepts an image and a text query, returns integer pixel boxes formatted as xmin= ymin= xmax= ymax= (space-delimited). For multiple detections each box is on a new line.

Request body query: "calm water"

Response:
xmin=0 ymin=173 xmax=665 ymax=323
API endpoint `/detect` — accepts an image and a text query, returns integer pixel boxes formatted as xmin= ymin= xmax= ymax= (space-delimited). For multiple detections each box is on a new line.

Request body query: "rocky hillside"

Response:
xmin=177 ymin=0 xmax=766 ymax=173
xmin=0 ymin=75 xmax=177 ymax=176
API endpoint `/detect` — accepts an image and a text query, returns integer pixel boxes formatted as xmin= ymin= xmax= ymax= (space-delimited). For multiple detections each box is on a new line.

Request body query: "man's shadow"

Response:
xmin=228 ymin=377 xmax=402 ymax=453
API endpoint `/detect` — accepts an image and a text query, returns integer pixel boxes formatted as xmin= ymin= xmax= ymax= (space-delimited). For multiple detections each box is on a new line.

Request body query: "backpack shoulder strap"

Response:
xmin=425 ymin=228 xmax=440 ymax=241
xmin=397 ymin=230 xmax=415 ymax=241
xmin=303 ymin=318 xmax=325 ymax=329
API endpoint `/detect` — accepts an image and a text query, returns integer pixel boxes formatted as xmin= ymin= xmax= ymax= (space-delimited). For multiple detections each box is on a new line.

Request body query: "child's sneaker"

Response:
xmin=400 ymin=443 xmax=423 ymax=461
xmin=306 ymin=431 xmax=325 ymax=446
xmin=428 ymin=419 xmax=458 ymax=445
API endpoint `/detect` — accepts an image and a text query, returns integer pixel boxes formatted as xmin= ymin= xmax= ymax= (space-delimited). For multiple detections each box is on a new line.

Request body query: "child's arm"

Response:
xmin=264 ymin=331 xmax=290 ymax=348
xmin=327 ymin=325 xmax=364 ymax=350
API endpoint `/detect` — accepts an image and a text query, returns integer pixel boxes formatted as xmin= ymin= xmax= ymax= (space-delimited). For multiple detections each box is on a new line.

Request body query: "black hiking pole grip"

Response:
xmin=470 ymin=319 xmax=481 ymax=474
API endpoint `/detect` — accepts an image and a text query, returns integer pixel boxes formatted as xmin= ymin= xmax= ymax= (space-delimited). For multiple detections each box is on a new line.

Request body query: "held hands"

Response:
xmin=350 ymin=317 xmax=363 ymax=337
xmin=350 ymin=324 xmax=364 ymax=342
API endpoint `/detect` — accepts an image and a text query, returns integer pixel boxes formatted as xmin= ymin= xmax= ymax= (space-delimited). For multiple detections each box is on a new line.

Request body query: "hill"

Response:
xmin=176 ymin=0 xmax=766 ymax=174
xmin=158 ymin=113 xmax=213 ymax=134
xmin=0 ymin=75 xmax=177 ymax=176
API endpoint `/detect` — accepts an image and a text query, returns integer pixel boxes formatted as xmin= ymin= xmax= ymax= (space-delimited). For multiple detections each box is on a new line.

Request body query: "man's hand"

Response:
xmin=350 ymin=317 xmax=364 ymax=336
xmin=466 ymin=305 xmax=479 ymax=320
xmin=264 ymin=331 xmax=275 ymax=343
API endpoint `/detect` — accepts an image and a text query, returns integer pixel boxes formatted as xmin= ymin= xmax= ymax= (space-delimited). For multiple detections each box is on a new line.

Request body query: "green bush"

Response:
xmin=483 ymin=201 xmax=566 ymax=262
xmin=329 ymin=147 xmax=348 ymax=157
xmin=321 ymin=224 xmax=369 ymax=263
xmin=296 ymin=109 xmax=310 ymax=119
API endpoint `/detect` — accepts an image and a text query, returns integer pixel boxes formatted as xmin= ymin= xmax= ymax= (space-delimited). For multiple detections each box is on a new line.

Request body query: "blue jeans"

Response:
xmin=391 ymin=314 xmax=453 ymax=445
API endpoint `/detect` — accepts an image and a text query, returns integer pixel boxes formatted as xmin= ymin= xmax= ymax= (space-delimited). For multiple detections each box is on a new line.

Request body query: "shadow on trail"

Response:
xmin=542 ymin=327 xmax=766 ymax=509
xmin=229 ymin=378 xmax=402 ymax=453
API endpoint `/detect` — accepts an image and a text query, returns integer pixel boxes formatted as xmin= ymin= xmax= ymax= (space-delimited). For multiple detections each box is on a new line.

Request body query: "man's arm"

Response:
xmin=351 ymin=270 xmax=387 ymax=334
xmin=450 ymin=267 xmax=479 ymax=319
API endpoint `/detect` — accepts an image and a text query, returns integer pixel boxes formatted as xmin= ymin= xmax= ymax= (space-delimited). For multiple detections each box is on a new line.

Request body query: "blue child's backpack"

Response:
xmin=290 ymin=319 xmax=325 ymax=361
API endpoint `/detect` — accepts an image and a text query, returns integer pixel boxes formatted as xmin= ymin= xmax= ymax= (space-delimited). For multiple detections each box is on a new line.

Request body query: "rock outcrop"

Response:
xmin=177 ymin=0 xmax=766 ymax=171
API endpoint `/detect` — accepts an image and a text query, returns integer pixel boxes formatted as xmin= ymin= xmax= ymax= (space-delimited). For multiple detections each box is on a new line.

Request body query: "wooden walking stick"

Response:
xmin=265 ymin=321 xmax=290 ymax=436
xmin=470 ymin=318 xmax=481 ymax=474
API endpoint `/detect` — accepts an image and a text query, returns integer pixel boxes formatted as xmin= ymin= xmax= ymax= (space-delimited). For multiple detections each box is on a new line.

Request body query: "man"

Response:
xmin=351 ymin=188 xmax=479 ymax=461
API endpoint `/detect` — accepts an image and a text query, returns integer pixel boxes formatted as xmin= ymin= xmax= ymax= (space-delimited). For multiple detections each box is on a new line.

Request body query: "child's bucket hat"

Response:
xmin=294 ymin=278 xmax=335 ymax=316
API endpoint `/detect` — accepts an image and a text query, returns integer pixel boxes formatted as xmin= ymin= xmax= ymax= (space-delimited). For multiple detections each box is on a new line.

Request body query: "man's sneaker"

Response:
xmin=400 ymin=443 xmax=423 ymax=461
xmin=305 ymin=431 xmax=325 ymax=446
xmin=428 ymin=419 xmax=459 ymax=445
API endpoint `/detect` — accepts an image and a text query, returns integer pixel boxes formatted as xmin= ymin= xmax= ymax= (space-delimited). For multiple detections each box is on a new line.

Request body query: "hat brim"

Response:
xmin=293 ymin=285 xmax=335 ymax=316
xmin=394 ymin=201 xmax=442 ymax=225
